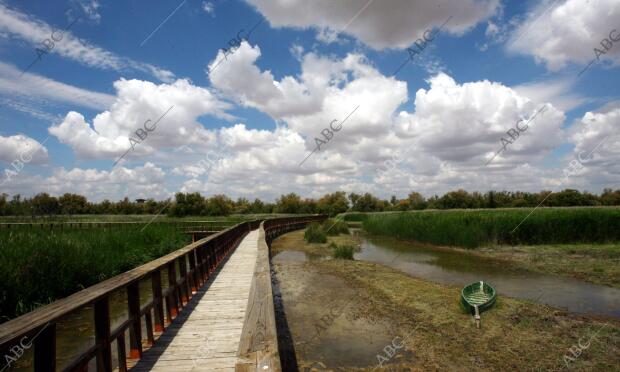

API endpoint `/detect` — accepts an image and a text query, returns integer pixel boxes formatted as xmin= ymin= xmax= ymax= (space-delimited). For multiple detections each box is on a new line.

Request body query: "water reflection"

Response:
xmin=272 ymin=250 xmax=328 ymax=263
xmin=356 ymin=235 xmax=620 ymax=318
xmin=8 ymin=268 xmax=172 ymax=371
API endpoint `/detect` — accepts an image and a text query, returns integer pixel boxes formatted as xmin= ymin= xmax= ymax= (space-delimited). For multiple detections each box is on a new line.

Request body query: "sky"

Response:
xmin=0 ymin=0 xmax=618 ymax=202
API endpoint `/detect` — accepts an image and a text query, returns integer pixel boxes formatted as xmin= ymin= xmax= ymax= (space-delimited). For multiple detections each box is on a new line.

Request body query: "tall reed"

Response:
xmin=0 ymin=225 xmax=189 ymax=321
xmin=362 ymin=208 xmax=620 ymax=248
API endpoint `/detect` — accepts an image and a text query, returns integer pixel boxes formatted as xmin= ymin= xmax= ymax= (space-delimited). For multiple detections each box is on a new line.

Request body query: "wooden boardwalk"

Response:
xmin=131 ymin=229 xmax=260 ymax=372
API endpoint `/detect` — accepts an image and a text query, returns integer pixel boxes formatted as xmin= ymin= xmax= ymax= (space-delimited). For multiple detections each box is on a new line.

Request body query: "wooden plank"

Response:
xmin=130 ymin=229 xmax=261 ymax=371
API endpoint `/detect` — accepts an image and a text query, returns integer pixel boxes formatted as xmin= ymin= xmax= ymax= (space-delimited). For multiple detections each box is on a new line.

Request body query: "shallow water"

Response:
xmin=354 ymin=235 xmax=620 ymax=318
xmin=272 ymin=233 xmax=620 ymax=318
xmin=270 ymin=232 xmax=620 ymax=369
xmin=272 ymin=250 xmax=326 ymax=263
xmin=272 ymin=261 xmax=401 ymax=371
xmin=7 ymin=267 xmax=176 ymax=371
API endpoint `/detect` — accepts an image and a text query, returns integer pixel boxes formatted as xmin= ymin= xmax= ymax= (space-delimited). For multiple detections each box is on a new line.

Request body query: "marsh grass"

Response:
xmin=322 ymin=218 xmax=349 ymax=236
xmin=0 ymin=225 xmax=189 ymax=321
xmin=304 ymin=222 xmax=327 ymax=243
xmin=362 ymin=208 xmax=620 ymax=248
xmin=330 ymin=242 xmax=355 ymax=260
xmin=341 ymin=213 xmax=369 ymax=222
xmin=313 ymin=259 xmax=620 ymax=371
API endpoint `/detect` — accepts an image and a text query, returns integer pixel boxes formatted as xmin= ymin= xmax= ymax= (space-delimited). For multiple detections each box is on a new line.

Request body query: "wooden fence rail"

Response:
xmin=0 ymin=216 xmax=325 ymax=372
xmin=236 ymin=216 xmax=327 ymax=371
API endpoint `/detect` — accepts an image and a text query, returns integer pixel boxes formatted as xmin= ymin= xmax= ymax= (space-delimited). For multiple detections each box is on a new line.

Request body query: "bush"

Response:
xmin=330 ymin=242 xmax=355 ymax=260
xmin=304 ymin=222 xmax=327 ymax=243
xmin=362 ymin=208 xmax=620 ymax=248
xmin=323 ymin=218 xmax=349 ymax=235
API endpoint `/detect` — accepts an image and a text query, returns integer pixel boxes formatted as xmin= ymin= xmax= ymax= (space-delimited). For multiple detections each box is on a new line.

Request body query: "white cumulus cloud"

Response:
xmin=507 ymin=0 xmax=620 ymax=71
xmin=246 ymin=0 xmax=499 ymax=49
xmin=49 ymin=78 xmax=231 ymax=161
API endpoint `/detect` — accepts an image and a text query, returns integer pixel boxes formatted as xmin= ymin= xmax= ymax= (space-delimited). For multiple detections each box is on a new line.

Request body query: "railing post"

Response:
xmin=208 ymin=246 xmax=216 ymax=274
xmin=178 ymin=256 xmax=190 ymax=304
xmin=218 ymin=239 xmax=224 ymax=264
xmin=116 ymin=331 xmax=127 ymax=372
xmin=189 ymin=250 xmax=199 ymax=291
xmin=167 ymin=262 xmax=180 ymax=316
xmin=34 ymin=323 xmax=56 ymax=372
xmin=144 ymin=311 xmax=155 ymax=346
xmin=196 ymin=246 xmax=205 ymax=283
xmin=94 ymin=297 xmax=112 ymax=372
xmin=127 ymin=282 xmax=142 ymax=359
xmin=151 ymin=270 xmax=165 ymax=332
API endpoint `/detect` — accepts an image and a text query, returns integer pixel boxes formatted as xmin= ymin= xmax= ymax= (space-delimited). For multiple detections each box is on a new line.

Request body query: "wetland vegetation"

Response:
xmin=0 ymin=224 xmax=189 ymax=321
xmin=353 ymin=208 xmax=620 ymax=287
xmin=361 ymin=207 xmax=620 ymax=248
xmin=271 ymin=226 xmax=620 ymax=370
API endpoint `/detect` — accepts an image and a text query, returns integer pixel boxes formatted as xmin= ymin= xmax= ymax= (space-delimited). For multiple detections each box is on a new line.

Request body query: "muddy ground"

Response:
xmin=271 ymin=231 xmax=620 ymax=371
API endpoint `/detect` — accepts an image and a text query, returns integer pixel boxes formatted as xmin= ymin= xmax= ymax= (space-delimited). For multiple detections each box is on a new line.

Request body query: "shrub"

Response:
xmin=304 ymin=222 xmax=327 ymax=243
xmin=330 ymin=242 xmax=355 ymax=260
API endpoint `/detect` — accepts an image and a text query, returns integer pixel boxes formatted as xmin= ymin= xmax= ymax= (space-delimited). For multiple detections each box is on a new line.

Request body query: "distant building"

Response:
xmin=135 ymin=199 xmax=146 ymax=204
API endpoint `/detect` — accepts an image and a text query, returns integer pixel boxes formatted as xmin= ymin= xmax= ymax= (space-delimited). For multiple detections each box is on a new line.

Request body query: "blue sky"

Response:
xmin=0 ymin=0 xmax=618 ymax=201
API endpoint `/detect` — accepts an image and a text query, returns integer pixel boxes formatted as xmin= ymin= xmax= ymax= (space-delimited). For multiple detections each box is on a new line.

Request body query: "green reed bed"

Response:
xmin=304 ymin=219 xmax=350 ymax=244
xmin=341 ymin=213 xmax=369 ymax=222
xmin=0 ymin=225 xmax=190 ymax=322
xmin=323 ymin=218 xmax=349 ymax=236
xmin=362 ymin=208 xmax=620 ymax=248
xmin=329 ymin=242 xmax=355 ymax=260
xmin=304 ymin=222 xmax=327 ymax=243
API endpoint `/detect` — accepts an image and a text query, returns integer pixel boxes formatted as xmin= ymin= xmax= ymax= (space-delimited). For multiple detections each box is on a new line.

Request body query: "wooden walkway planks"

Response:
xmin=130 ymin=229 xmax=260 ymax=372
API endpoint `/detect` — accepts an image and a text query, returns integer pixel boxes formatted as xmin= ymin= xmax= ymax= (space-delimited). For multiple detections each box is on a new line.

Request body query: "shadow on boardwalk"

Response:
xmin=130 ymin=252 xmax=233 ymax=371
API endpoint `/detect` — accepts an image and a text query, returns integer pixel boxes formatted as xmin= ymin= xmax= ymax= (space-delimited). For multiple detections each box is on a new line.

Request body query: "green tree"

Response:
xmin=234 ymin=197 xmax=251 ymax=214
xmin=407 ymin=191 xmax=426 ymax=210
xmin=31 ymin=193 xmax=60 ymax=215
xmin=352 ymin=193 xmax=383 ymax=212
xmin=299 ymin=198 xmax=317 ymax=214
xmin=438 ymin=189 xmax=479 ymax=209
xmin=170 ymin=193 xmax=205 ymax=216
xmin=0 ymin=193 xmax=7 ymax=216
xmin=275 ymin=193 xmax=302 ymax=214
xmin=205 ymin=195 xmax=233 ymax=216
xmin=316 ymin=192 xmax=349 ymax=216
xmin=59 ymin=193 xmax=88 ymax=214
xmin=600 ymin=188 xmax=620 ymax=205
xmin=248 ymin=198 xmax=265 ymax=214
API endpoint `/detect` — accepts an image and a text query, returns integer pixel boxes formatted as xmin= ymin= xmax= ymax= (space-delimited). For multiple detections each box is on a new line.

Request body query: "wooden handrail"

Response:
xmin=0 ymin=215 xmax=326 ymax=372
xmin=236 ymin=215 xmax=327 ymax=371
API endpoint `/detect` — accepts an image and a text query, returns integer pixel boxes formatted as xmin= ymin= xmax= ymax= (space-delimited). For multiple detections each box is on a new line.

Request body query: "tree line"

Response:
xmin=1 ymin=188 xmax=619 ymax=217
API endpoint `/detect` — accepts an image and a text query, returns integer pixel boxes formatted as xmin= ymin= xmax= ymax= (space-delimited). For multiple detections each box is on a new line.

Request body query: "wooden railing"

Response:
xmin=0 ymin=219 xmax=263 ymax=371
xmin=236 ymin=215 xmax=327 ymax=371
xmin=0 ymin=215 xmax=326 ymax=371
